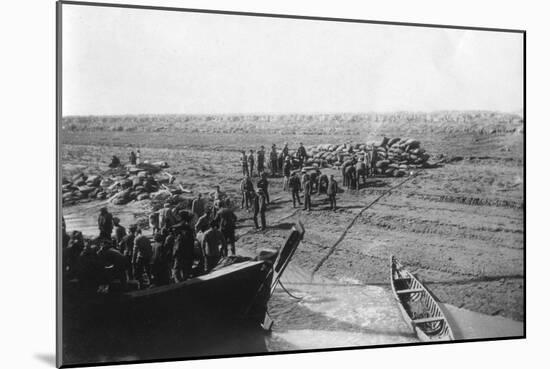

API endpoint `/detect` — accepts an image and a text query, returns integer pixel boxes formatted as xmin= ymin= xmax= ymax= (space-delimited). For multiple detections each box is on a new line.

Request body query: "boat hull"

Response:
xmin=62 ymin=260 xmax=273 ymax=365
xmin=390 ymin=255 xmax=454 ymax=342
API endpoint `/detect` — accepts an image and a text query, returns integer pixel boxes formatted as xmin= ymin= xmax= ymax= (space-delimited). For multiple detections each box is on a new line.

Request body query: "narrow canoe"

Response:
xmin=390 ymin=255 xmax=454 ymax=341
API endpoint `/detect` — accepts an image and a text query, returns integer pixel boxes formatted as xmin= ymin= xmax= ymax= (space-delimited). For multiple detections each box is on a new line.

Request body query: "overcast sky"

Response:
xmin=62 ymin=4 xmax=524 ymax=116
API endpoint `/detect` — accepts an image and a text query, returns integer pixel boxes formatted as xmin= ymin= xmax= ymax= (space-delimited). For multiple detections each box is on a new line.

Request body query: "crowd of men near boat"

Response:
xmin=62 ymin=195 xmax=240 ymax=291
xmin=62 ymin=142 xmax=376 ymax=292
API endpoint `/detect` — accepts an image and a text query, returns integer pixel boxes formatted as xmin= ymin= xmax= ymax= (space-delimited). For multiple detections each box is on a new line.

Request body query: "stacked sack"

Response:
xmin=306 ymin=137 xmax=431 ymax=177
xmin=373 ymin=137 xmax=430 ymax=177
xmin=62 ymin=162 xmax=172 ymax=206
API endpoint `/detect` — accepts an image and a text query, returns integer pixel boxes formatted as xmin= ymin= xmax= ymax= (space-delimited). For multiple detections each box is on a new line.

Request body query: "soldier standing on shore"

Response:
xmin=269 ymin=145 xmax=278 ymax=176
xmin=257 ymin=172 xmax=270 ymax=204
xmin=297 ymin=143 xmax=307 ymax=168
xmin=282 ymin=142 xmax=289 ymax=159
xmin=247 ymin=149 xmax=255 ymax=177
xmin=240 ymin=175 xmax=254 ymax=211
xmin=327 ymin=174 xmax=338 ymax=211
xmin=98 ymin=207 xmax=114 ymax=240
xmin=303 ymin=174 xmax=312 ymax=211
xmin=252 ymin=189 xmax=268 ymax=230
xmin=341 ymin=158 xmax=354 ymax=187
xmin=282 ymin=156 xmax=291 ymax=191
xmin=370 ymin=145 xmax=378 ymax=176
xmin=257 ymin=146 xmax=265 ymax=176
xmin=240 ymin=150 xmax=249 ymax=176
xmin=318 ymin=173 xmax=329 ymax=195
xmin=129 ymin=151 xmax=136 ymax=165
xmin=289 ymin=171 xmax=302 ymax=208
xmin=215 ymin=208 xmax=238 ymax=256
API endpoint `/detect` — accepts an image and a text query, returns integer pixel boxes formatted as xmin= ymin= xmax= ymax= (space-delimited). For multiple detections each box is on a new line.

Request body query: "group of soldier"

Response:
xmin=289 ymin=169 xmax=339 ymax=211
xmin=238 ymin=142 xmax=341 ymax=212
xmin=239 ymin=142 xmax=309 ymax=178
xmin=61 ymin=142 xmax=380 ymax=292
xmin=63 ymin=193 xmax=240 ymax=290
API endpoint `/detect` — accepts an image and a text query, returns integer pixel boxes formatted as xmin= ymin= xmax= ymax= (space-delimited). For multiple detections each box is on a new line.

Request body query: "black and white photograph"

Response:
xmin=57 ymin=1 xmax=524 ymax=367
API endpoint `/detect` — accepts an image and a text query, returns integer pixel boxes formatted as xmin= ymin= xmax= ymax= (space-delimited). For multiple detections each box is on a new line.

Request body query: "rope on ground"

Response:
xmin=277 ymin=280 xmax=303 ymax=300
xmin=276 ymin=208 xmax=301 ymax=223
xmin=310 ymin=170 xmax=424 ymax=279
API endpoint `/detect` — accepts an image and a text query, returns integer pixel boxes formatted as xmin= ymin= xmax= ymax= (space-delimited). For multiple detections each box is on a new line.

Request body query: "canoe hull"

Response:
xmin=390 ymin=255 xmax=454 ymax=342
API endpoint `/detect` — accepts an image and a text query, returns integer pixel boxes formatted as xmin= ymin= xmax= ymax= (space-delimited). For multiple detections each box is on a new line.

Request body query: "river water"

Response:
xmin=266 ymin=265 xmax=418 ymax=351
xmin=63 ymin=200 xmax=151 ymax=237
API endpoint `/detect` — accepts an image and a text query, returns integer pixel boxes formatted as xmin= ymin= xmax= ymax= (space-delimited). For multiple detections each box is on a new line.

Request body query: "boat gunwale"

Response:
xmin=124 ymin=260 xmax=267 ymax=298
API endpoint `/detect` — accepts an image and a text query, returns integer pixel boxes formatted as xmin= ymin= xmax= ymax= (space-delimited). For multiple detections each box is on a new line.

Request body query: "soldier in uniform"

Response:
xmin=132 ymin=228 xmax=152 ymax=288
xmin=370 ymin=145 xmax=378 ymax=176
xmin=171 ymin=220 xmax=195 ymax=282
xmin=327 ymin=174 xmax=338 ymax=210
xmin=289 ymin=171 xmax=302 ymax=208
xmin=297 ymin=143 xmax=307 ymax=168
xmin=282 ymin=156 xmax=291 ymax=191
xmin=356 ymin=161 xmax=367 ymax=188
xmin=257 ymin=172 xmax=270 ymax=204
xmin=341 ymin=158 xmax=354 ymax=187
xmin=257 ymin=146 xmax=265 ymax=176
xmin=202 ymin=221 xmax=227 ymax=272
xmin=215 ymin=208 xmax=238 ymax=256
xmin=252 ymin=189 xmax=268 ymax=230
xmin=240 ymin=150 xmax=249 ymax=177
xmin=247 ymin=149 xmax=255 ymax=177
xmin=318 ymin=172 xmax=329 ymax=195
xmin=282 ymin=142 xmax=289 ymax=159
xmin=150 ymin=233 xmax=171 ymax=286
xmin=269 ymin=145 xmax=278 ymax=176
xmin=303 ymin=174 xmax=312 ymax=211
xmin=97 ymin=207 xmax=114 ymax=240
xmin=240 ymin=175 xmax=254 ymax=210
xmin=345 ymin=164 xmax=357 ymax=190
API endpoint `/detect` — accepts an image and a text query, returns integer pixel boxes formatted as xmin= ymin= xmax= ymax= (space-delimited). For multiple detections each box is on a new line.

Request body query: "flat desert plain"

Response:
xmin=61 ymin=112 xmax=524 ymax=332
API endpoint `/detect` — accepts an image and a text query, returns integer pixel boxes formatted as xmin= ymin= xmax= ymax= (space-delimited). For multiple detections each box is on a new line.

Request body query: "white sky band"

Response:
xmin=62 ymin=5 xmax=524 ymax=116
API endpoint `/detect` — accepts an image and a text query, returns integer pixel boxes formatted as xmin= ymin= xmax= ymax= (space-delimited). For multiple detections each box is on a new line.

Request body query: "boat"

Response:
xmin=390 ymin=255 xmax=454 ymax=342
xmin=61 ymin=222 xmax=305 ymax=366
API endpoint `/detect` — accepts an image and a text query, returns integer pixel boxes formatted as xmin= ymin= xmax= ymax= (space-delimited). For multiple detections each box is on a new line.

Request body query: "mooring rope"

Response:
xmin=277 ymin=280 xmax=303 ymax=300
xmin=310 ymin=170 xmax=424 ymax=279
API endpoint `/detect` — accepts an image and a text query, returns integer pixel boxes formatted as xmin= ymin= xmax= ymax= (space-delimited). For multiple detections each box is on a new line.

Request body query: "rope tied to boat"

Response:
xmin=277 ymin=280 xmax=303 ymax=300
xmin=310 ymin=170 xmax=425 ymax=279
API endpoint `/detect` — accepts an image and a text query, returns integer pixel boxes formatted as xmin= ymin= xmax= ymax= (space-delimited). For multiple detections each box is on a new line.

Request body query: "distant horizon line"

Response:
xmin=62 ymin=109 xmax=524 ymax=119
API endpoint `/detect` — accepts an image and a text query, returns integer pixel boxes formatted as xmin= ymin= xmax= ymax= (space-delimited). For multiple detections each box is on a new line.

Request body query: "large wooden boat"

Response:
xmin=390 ymin=255 xmax=454 ymax=342
xmin=61 ymin=223 xmax=305 ymax=366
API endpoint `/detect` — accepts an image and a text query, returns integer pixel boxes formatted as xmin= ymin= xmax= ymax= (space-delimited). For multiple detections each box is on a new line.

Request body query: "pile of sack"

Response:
xmin=306 ymin=137 xmax=431 ymax=176
xmin=62 ymin=161 xmax=172 ymax=206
